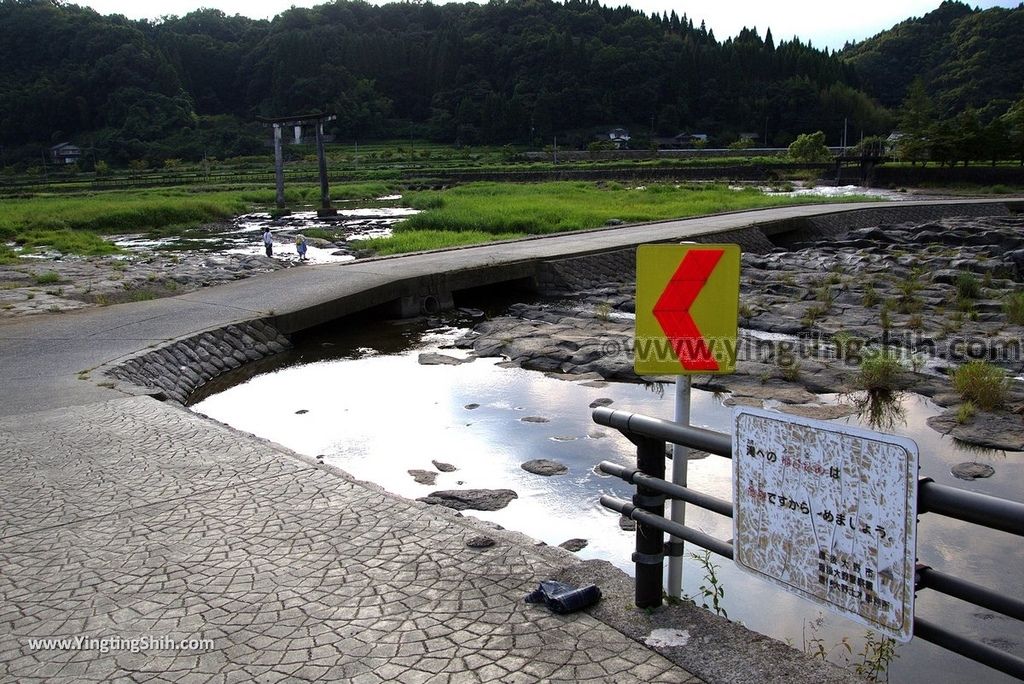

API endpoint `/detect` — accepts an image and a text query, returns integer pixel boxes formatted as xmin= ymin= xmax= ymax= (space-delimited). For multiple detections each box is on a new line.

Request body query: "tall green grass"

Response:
xmin=0 ymin=182 xmax=396 ymax=257
xmin=0 ymin=191 xmax=246 ymax=236
xmin=356 ymin=229 xmax=526 ymax=255
xmin=396 ymin=182 xmax=869 ymax=235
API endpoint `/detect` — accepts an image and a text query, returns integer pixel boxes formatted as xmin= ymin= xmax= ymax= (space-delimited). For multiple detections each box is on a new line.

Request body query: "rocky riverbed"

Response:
xmin=453 ymin=214 xmax=1024 ymax=449
xmin=0 ymin=205 xmax=411 ymax=318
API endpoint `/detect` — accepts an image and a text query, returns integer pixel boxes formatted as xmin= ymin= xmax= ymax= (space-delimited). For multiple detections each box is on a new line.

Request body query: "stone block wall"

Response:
xmin=765 ymin=202 xmax=1011 ymax=247
xmin=103 ymin=319 xmax=291 ymax=404
xmin=535 ymin=225 xmax=774 ymax=295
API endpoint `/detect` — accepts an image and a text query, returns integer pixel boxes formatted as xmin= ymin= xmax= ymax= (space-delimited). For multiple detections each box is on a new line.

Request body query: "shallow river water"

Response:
xmin=192 ymin=307 xmax=1023 ymax=683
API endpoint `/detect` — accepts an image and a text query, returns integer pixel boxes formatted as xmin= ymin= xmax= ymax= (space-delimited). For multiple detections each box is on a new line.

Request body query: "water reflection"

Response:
xmin=192 ymin=312 xmax=1024 ymax=684
xmin=852 ymin=390 xmax=907 ymax=431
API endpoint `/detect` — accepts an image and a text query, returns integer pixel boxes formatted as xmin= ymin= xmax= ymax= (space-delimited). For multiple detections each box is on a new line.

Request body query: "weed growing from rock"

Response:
xmin=952 ymin=361 xmax=1009 ymax=411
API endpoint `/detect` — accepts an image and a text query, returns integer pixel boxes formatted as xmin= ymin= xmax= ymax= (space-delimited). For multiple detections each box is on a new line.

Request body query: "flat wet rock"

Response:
xmin=418 ymin=352 xmax=470 ymax=366
xmin=417 ymin=489 xmax=519 ymax=511
xmin=408 ymin=469 xmax=438 ymax=485
xmin=521 ymin=416 xmax=550 ymax=423
xmin=431 ymin=460 xmax=457 ymax=472
xmin=521 ymin=459 xmax=568 ymax=476
xmin=559 ymin=538 xmax=588 ymax=552
xmin=927 ymin=410 xmax=1024 ymax=451
xmin=951 ymin=462 xmax=996 ymax=480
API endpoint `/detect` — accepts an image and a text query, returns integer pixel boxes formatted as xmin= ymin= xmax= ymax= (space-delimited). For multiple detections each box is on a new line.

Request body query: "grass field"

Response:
xmin=0 ymin=179 xmax=872 ymax=259
xmin=384 ymin=181 xmax=867 ymax=237
xmin=0 ymin=182 xmax=397 ymax=258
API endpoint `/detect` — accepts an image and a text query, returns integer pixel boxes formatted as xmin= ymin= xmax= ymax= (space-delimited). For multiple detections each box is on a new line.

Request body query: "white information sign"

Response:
xmin=732 ymin=407 xmax=919 ymax=642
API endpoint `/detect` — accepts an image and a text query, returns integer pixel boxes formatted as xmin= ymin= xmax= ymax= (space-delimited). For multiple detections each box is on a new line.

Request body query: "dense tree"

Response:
xmin=787 ymin=131 xmax=831 ymax=162
xmin=898 ymin=78 xmax=935 ymax=164
xmin=843 ymin=1 xmax=1024 ymax=113
xmin=1001 ymin=95 xmax=1024 ymax=166
xmin=2 ymin=0 xmax=1019 ymax=167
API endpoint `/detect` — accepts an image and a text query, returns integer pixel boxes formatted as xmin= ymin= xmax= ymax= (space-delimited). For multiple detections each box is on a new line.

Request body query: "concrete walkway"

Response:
xmin=2 ymin=199 xmax=1014 ymax=682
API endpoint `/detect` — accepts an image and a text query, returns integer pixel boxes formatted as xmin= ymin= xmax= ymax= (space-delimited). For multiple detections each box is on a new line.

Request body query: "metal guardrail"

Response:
xmin=592 ymin=406 xmax=1024 ymax=680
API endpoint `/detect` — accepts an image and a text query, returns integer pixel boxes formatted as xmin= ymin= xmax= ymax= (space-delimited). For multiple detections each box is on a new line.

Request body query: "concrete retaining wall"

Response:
xmin=535 ymin=225 xmax=774 ymax=295
xmin=760 ymin=201 xmax=1012 ymax=247
xmin=102 ymin=319 xmax=291 ymax=404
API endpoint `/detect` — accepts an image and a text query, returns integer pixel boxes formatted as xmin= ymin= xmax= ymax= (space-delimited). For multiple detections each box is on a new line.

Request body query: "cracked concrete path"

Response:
xmin=0 ymin=398 xmax=695 ymax=683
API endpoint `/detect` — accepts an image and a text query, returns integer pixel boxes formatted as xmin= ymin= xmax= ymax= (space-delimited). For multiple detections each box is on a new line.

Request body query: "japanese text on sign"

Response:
xmin=732 ymin=407 xmax=919 ymax=642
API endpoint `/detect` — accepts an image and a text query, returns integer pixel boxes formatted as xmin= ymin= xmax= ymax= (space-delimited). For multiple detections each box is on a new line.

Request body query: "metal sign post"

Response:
xmin=667 ymin=375 xmax=691 ymax=597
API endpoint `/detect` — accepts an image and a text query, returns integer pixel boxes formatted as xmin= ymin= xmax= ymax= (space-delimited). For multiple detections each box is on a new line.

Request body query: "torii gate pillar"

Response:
xmin=259 ymin=113 xmax=337 ymax=217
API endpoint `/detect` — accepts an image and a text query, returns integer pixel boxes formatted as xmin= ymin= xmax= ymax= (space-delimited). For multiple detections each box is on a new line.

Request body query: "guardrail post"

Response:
xmin=633 ymin=436 xmax=666 ymax=608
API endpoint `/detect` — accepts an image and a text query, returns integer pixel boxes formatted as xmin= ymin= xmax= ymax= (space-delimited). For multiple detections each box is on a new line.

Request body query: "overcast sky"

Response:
xmin=78 ymin=0 xmax=1020 ymax=51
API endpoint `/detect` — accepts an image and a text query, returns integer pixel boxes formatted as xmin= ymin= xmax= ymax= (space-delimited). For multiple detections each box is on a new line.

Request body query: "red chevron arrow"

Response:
xmin=653 ymin=248 xmax=724 ymax=371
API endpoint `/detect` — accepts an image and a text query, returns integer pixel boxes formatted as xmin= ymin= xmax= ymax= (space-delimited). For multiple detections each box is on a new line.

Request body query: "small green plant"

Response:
xmin=33 ymin=271 xmax=60 ymax=285
xmin=955 ymin=272 xmax=981 ymax=300
xmin=862 ymin=283 xmax=879 ymax=308
xmin=802 ymin=304 xmax=828 ymax=327
xmin=595 ymin=302 xmax=612 ymax=321
xmin=1003 ymin=292 xmax=1024 ymax=325
xmin=858 ymin=348 xmax=904 ymax=393
xmin=896 ymin=270 xmax=924 ymax=313
xmin=956 ymin=296 xmax=976 ymax=315
xmin=879 ymin=303 xmax=892 ymax=332
xmin=833 ymin=330 xmax=861 ymax=360
xmin=816 ymin=285 xmax=834 ymax=309
xmin=909 ymin=352 xmax=926 ymax=373
xmin=803 ymin=613 xmax=852 ymax=663
xmin=951 ymin=361 xmax=1009 ymax=411
xmin=780 ymin=358 xmax=801 ymax=382
xmin=738 ymin=302 xmax=753 ymax=320
xmin=907 ymin=314 xmax=924 ymax=331
xmin=691 ymin=549 xmax=727 ymax=618
xmin=854 ymin=630 xmax=898 ymax=682
xmin=956 ymin=401 xmax=976 ymax=424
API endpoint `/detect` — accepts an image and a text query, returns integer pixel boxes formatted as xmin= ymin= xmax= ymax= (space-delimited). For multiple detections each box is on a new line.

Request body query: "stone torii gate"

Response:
xmin=257 ymin=113 xmax=338 ymax=217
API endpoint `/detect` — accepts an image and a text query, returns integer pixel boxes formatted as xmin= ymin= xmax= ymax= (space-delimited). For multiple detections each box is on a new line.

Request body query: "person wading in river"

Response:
xmin=262 ymin=228 xmax=273 ymax=257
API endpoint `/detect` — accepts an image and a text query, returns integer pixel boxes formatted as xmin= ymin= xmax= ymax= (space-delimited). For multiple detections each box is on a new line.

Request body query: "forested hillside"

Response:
xmin=842 ymin=0 xmax=1024 ymax=116
xmin=0 ymin=0 xmax=1021 ymax=169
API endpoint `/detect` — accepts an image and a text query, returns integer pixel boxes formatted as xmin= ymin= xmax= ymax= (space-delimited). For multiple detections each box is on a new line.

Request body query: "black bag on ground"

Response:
xmin=524 ymin=580 xmax=602 ymax=614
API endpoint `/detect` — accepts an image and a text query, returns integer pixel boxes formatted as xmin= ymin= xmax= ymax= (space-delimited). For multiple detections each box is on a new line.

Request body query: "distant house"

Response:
xmin=737 ymin=132 xmax=759 ymax=144
xmin=606 ymin=127 xmax=631 ymax=148
xmin=49 ymin=142 xmax=82 ymax=165
xmin=885 ymin=131 xmax=905 ymax=152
